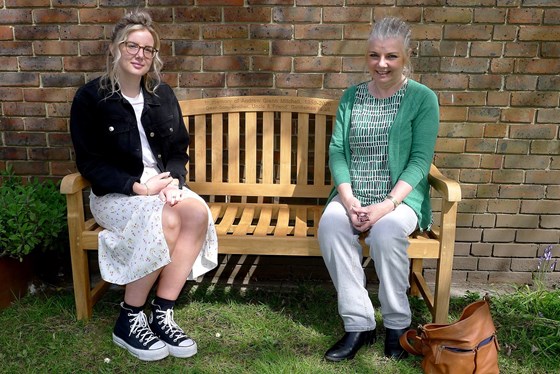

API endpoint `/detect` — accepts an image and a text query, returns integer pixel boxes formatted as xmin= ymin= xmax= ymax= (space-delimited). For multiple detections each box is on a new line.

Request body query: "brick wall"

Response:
xmin=1 ymin=1 xmax=559 ymax=286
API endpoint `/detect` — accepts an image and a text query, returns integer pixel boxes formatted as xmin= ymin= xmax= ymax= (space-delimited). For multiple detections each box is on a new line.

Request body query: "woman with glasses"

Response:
xmin=70 ymin=11 xmax=218 ymax=361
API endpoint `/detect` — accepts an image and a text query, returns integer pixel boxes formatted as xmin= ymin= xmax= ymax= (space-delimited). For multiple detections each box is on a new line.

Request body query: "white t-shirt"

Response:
xmin=122 ymin=91 xmax=160 ymax=183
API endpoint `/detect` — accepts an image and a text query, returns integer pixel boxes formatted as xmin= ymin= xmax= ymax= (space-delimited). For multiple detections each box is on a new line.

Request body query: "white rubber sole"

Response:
xmin=167 ymin=339 xmax=197 ymax=358
xmin=113 ymin=333 xmax=169 ymax=361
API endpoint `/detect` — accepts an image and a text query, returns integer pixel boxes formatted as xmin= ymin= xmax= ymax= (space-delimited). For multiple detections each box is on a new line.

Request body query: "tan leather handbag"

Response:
xmin=400 ymin=298 xmax=500 ymax=374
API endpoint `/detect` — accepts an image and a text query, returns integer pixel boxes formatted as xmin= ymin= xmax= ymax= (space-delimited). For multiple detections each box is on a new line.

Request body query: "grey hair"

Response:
xmin=99 ymin=10 xmax=163 ymax=97
xmin=368 ymin=17 xmax=413 ymax=77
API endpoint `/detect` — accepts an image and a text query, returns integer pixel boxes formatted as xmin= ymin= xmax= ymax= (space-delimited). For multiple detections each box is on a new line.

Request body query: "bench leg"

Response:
xmin=432 ymin=200 xmax=458 ymax=324
xmin=409 ymin=258 xmax=423 ymax=297
xmin=70 ymin=245 xmax=93 ymax=320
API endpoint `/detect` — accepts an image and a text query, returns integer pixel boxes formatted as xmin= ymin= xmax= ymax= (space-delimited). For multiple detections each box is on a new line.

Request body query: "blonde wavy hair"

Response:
xmin=99 ymin=10 xmax=163 ymax=96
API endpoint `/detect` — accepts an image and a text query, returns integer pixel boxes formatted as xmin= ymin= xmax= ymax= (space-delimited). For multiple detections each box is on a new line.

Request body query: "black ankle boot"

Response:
xmin=324 ymin=330 xmax=376 ymax=362
xmin=384 ymin=327 xmax=409 ymax=360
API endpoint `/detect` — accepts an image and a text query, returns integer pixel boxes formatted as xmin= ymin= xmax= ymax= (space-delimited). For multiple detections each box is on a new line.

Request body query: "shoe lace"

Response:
xmin=128 ymin=311 xmax=158 ymax=345
xmin=155 ymin=308 xmax=188 ymax=342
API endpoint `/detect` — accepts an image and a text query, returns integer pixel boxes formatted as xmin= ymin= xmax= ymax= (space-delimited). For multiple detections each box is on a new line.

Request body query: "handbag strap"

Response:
xmin=399 ymin=329 xmax=424 ymax=356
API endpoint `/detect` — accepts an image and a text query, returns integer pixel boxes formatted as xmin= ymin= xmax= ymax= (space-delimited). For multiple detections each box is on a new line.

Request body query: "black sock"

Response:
xmin=122 ymin=301 xmax=144 ymax=314
xmin=153 ymin=296 xmax=175 ymax=311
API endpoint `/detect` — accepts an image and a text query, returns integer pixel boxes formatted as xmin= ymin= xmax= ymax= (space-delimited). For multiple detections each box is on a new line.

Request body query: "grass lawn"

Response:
xmin=0 ymin=281 xmax=558 ymax=373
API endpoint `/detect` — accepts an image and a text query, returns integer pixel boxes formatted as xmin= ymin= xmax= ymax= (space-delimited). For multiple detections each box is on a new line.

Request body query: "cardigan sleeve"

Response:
xmin=329 ymin=86 xmax=355 ymax=187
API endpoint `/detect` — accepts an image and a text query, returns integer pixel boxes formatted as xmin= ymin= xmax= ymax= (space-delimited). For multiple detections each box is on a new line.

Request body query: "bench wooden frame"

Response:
xmin=61 ymin=96 xmax=461 ymax=322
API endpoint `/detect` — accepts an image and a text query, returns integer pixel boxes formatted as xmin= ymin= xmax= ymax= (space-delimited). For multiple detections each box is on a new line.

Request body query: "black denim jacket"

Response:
xmin=70 ymin=77 xmax=189 ymax=196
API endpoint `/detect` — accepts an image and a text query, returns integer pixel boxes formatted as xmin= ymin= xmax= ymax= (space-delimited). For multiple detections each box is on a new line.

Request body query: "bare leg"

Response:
xmin=156 ymin=198 xmax=208 ymax=300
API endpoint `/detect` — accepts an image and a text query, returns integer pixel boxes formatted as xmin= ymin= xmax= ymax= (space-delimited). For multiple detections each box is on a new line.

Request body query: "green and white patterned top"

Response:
xmin=349 ymin=81 xmax=407 ymax=206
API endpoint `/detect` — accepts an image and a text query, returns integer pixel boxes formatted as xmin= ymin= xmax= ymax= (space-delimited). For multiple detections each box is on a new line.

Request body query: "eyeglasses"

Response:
xmin=121 ymin=41 xmax=158 ymax=59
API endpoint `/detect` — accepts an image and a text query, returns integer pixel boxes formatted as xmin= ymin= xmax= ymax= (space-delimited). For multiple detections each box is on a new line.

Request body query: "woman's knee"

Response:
xmin=179 ymin=199 xmax=208 ymax=229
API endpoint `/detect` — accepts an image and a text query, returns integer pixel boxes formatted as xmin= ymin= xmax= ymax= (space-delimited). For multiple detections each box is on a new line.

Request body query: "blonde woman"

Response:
xmin=70 ymin=11 xmax=217 ymax=361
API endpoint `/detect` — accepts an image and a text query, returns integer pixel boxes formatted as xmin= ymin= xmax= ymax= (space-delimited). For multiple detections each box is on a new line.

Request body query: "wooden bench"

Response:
xmin=60 ymin=95 xmax=461 ymax=323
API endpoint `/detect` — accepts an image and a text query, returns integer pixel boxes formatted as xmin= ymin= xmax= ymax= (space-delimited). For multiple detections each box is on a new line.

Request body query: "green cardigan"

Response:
xmin=327 ymin=79 xmax=440 ymax=230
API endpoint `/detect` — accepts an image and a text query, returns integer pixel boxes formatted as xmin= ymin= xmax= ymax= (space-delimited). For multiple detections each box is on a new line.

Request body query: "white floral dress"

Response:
xmin=89 ymin=187 xmax=218 ymax=285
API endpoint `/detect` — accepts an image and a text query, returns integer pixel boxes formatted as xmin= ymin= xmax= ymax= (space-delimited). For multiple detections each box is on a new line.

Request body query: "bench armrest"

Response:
xmin=428 ymin=164 xmax=461 ymax=202
xmin=60 ymin=172 xmax=91 ymax=195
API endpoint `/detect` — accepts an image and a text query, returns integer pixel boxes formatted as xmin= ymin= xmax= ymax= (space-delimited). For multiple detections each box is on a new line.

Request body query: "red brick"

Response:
xmin=322 ymin=7 xmax=370 ymax=23
xmin=424 ymin=8 xmax=472 ymax=23
xmin=444 ymin=25 xmax=492 ymax=40
xmin=198 ymin=0 xmax=242 ymax=4
xmin=175 ymin=41 xmax=221 ymax=56
xmin=0 ymin=147 xmax=27 ymax=160
xmin=63 ymin=56 xmax=104 ymax=72
xmin=411 ymin=24 xmax=442 ymax=40
xmin=224 ymin=7 xmax=271 ymax=23
xmin=250 ymin=24 xmax=292 ymax=39
xmin=0 ymin=73 xmax=39 ymax=87
xmin=516 ymin=58 xmax=560 ymax=74
xmin=460 ymin=168 xmax=492 ymax=183
xmin=175 ymin=7 xmax=221 ymax=23
xmin=179 ymin=73 xmax=225 ymax=88
xmin=8 ymin=160 xmax=49 ymax=175
xmin=504 ymin=42 xmax=538 ymax=57
xmin=419 ymin=41 xmax=468 ymax=57
xmin=438 ymin=106 xmax=467 ymax=121
xmin=324 ymin=73 xmax=365 ymax=89
xmin=500 ymin=108 xmax=535 ymax=123
xmin=78 ymin=8 xmax=123 ymax=24
xmin=519 ymin=26 xmax=560 ymax=41
xmin=484 ymin=124 xmax=508 ymax=138
xmin=276 ymin=73 xmax=322 ymax=88
xmin=29 ymin=147 xmax=70 ymax=160
xmin=19 ymin=56 xmax=63 ymax=72
xmin=525 ymin=171 xmax=560 ymax=185
xmin=295 ymin=25 xmax=342 ymax=40
xmin=373 ymin=7 xmax=422 ymax=23
xmin=0 ymin=41 xmax=33 ymax=56
xmin=542 ymin=42 xmax=560 ymax=57
xmin=508 ymin=8 xmax=543 ymax=24
xmin=422 ymin=74 xmax=468 ymax=90
xmin=531 ymin=140 xmax=560 ymax=155
xmin=322 ymin=40 xmax=365 ymax=56
xmin=473 ymin=8 xmax=506 ymax=23
xmin=492 ymin=169 xmax=524 ymax=184
xmin=0 ymin=9 xmax=32 ymax=24
xmin=439 ymin=91 xmax=486 ymax=106
xmin=498 ymin=139 xmax=531 ymax=155
xmin=469 ymin=75 xmax=502 ymax=90
xmin=487 ymin=91 xmax=510 ymax=106
xmin=252 ymin=56 xmax=291 ymax=72
xmin=490 ymin=58 xmax=515 ymax=73
xmin=494 ymin=243 xmax=538 ymax=257
xmin=434 ymin=153 xmax=480 ymax=168
xmin=0 ymin=56 xmax=18 ymax=71
xmin=203 ymin=25 xmax=247 ymax=39
xmin=294 ymin=57 xmax=341 ymax=73
xmin=492 ymin=25 xmax=517 ymax=41
xmin=41 ymin=73 xmax=85 ymax=88
xmin=537 ymin=109 xmax=560 ymax=124
xmin=544 ymin=9 xmax=560 ymax=25
xmin=541 ymin=216 xmax=560 ymax=229
xmin=5 ymin=0 xmax=50 ymax=6
xmin=468 ymin=107 xmax=500 ymax=122
xmin=470 ymin=42 xmax=503 ymax=57
xmin=434 ymin=138 xmax=465 ymax=153
xmin=33 ymin=40 xmax=78 ymax=55
xmin=510 ymin=92 xmax=559 ymax=107
xmin=273 ymin=40 xmax=318 ymax=56
xmin=202 ymin=56 xmax=247 ymax=72
xmin=465 ymin=139 xmax=497 ymax=154
xmin=538 ymin=76 xmax=560 ymax=91
xmin=509 ymin=124 xmax=556 ymax=140
xmin=33 ymin=8 xmax=78 ymax=24
xmin=516 ymin=229 xmax=559 ymax=244
xmin=227 ymin=72 xmax=273 ymax=87
xmin=440 ymin=57 xmax=489 ymax=73
xmin=224 ymin=40 xmax=269 ymax=55
xmin=343 ymin=24 xmax=372 ymax=40
xmin=60 ymin=25 xmax=105 ymax=40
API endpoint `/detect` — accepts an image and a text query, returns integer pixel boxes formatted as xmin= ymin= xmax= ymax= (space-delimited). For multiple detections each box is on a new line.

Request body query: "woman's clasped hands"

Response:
xmin=344 ymin=196 xmax=393 ymax=232
xmin=144 ymin=172 xmax=184 ymax=206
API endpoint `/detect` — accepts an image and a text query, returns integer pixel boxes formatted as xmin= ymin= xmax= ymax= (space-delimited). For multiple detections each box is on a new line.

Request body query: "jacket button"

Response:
xmin=157 ymin=154 xmax=162 ymax=158
xmin=150 ymin=132 xmax=155 ymax=137
xmin=108 ymin=126 xmax=114 ymax=132
xmin=169 ymin=128 xmax=173 ymax=132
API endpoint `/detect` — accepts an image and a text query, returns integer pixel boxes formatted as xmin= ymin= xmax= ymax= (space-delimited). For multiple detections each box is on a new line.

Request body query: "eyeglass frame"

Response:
xmin=120 ymin=41 xmax=158 ymax=59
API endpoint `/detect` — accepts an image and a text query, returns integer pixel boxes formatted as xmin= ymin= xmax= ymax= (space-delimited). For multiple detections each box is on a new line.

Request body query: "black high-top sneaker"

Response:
xmin=112 ymin=302 xmax=169 ymax=361
xmin=149 ymin=300 xmax=197 ymax=358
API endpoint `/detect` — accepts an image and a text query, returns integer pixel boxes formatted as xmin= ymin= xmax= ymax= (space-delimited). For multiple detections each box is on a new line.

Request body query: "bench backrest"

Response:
xmin=179 ymin=96 xmax=339 ymax=203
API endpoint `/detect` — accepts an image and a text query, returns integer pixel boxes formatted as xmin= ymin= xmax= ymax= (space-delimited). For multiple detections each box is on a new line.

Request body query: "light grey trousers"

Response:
xmin=318 ymin=195 xmax=418 ymax=332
